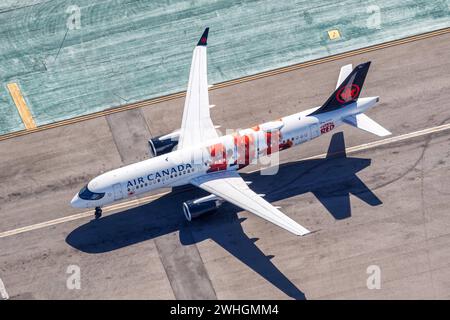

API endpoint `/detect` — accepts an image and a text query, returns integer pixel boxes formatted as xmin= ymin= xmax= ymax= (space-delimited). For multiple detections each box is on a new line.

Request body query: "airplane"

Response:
xmin=70 ymin=28 xmax=391 ymax=236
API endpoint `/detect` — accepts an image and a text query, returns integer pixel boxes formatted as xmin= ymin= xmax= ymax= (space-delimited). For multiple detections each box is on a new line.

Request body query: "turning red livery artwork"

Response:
xmin=71 ymin=28 xmax=390 ymax=238
xmin=206 ymin=127 xmax=284 ymax=173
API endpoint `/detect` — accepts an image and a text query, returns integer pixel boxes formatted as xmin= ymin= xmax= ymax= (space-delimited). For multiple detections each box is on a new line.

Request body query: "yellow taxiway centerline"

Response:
xmin=0 ymin=27 xmax=449 ymax=142
xmin=6 ymin=83 xmax=36 ymax=130
xmin=1 ymin=123 xmax=450 ymax=239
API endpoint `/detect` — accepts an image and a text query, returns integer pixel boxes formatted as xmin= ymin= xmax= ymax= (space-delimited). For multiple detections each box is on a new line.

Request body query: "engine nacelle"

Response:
xmin=148 ymin=130 xmax=179 ymax=156
xmin=183 ymin=194 xmax=223 ymax=221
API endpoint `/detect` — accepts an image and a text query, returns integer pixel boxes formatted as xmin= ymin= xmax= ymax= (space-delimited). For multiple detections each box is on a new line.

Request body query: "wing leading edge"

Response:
xmin=178 ymin=28 xmax=218 ymax=149
xmin=190 ymin=171 xmax=311 ymax=236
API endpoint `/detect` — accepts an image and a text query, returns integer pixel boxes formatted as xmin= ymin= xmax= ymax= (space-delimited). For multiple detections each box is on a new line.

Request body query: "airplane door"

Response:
xmin=310 ymin=123 xmax=320 ymax=139
xmin=113 ymin=183 xmax=123 ymax=200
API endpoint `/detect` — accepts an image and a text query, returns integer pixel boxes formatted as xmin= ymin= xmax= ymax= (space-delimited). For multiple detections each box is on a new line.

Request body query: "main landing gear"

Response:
xmin=94 ymin=207 xmax=102 ymax=220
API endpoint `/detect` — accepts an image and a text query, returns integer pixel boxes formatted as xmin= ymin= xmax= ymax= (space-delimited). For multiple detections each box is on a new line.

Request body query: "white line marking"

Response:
xmin=247 ymin=123 xmax=450 ymax=173
xmin=0 ymin=191 xmax=170 ymax=239
xmin=0 ymin=123 xmax=449 ymax=239
xmin=0 ymin=278 xmax=9 ymax=300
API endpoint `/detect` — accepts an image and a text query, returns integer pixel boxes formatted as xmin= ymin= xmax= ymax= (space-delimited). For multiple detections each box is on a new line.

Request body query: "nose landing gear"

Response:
xmin=94 ymin=207 xmax=102 ymax=220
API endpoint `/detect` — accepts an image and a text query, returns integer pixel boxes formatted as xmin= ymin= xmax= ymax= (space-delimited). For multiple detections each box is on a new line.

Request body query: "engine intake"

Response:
xmin=183 ymin=194 xmax=223 ymax=221
xmin=148 ymin=130 xmax=179 ymax=156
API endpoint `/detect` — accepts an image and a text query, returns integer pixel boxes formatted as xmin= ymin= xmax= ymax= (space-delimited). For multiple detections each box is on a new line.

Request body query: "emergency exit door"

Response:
xmin=113 ymin=183 xmax=123 ymax=200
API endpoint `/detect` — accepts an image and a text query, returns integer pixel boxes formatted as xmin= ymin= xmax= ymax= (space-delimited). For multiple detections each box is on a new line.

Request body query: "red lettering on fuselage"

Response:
xmin=320 ymin=122 xmax=335 ymax=134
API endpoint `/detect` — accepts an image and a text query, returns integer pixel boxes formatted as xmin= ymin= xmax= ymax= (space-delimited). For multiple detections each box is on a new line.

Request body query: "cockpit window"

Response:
xmin=78 ymin=185 xmax=105 ymax=200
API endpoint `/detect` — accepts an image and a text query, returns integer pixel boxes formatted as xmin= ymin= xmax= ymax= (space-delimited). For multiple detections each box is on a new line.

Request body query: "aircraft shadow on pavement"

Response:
xmin=66 ymin=132 xmax=382 ymax=300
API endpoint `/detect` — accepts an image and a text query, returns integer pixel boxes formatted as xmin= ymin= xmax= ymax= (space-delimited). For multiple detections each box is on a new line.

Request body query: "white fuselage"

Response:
xmin=70 ymin=97 xmax=378 ymax=209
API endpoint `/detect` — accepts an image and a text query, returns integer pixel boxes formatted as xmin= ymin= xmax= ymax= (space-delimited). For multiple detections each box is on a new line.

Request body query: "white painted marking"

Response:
xmin=0 ymin=123 xmax=449 ymax=240
xmin=0 ymin=278 xmax=9 ymax=300
xmin=247 ymin=123 xmax=450 ymax=173
xmin=0 ymin=191 xmax=170 ymax=239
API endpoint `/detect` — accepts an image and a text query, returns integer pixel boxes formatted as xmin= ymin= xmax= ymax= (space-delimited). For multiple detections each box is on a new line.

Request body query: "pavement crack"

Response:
xmin=420 ymin=149 xmax=436 ymax=299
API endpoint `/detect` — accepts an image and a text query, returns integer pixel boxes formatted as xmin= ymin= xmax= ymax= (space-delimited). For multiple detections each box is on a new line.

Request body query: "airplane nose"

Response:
xmin=70 ymin=194 xmax=81 ymax=208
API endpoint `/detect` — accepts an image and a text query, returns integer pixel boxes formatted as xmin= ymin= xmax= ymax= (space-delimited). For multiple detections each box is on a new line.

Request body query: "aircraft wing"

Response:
xmin=190 ymin=171 xmax=311 ymax=236
xmin=178 ymin=28 xmax=219 ymax=149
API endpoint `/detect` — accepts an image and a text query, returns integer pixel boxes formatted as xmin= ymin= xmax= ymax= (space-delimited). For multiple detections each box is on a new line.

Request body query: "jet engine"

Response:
xmin=148 ymin=130 xmax=179 ymax=156
xmin=182 ymin=194 xmax=224 ymax=221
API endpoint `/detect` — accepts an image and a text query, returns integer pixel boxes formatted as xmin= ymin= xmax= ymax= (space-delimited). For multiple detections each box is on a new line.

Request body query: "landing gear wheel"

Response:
xmin=95 ymin=207 xmax=102 ymax=220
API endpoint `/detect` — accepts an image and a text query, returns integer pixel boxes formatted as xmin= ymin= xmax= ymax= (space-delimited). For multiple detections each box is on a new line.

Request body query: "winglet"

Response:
xmin=197 ymin=27 xmax=209 ymax=46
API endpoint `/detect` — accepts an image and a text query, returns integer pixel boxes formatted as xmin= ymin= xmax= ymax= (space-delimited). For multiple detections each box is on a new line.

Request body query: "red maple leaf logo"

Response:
xmin=336 ymin=84 xmax=360 ymax=103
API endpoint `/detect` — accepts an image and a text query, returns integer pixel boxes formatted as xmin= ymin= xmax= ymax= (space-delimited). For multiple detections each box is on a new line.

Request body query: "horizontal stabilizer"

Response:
xmin=343 ymin=113 xmax=391 ymax=137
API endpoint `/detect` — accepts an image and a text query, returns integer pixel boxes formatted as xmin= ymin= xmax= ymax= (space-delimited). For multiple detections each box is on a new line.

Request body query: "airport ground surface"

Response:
xmin=0 ymin=0 xmax=449 ymax=135
xmin=1 ymin=31 xmax=450 ymax=299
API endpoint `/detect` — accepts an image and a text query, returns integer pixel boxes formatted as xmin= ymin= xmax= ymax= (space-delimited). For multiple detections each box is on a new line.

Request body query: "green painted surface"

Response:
xmin=0 ymin=0 xmax=449 ymax=135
